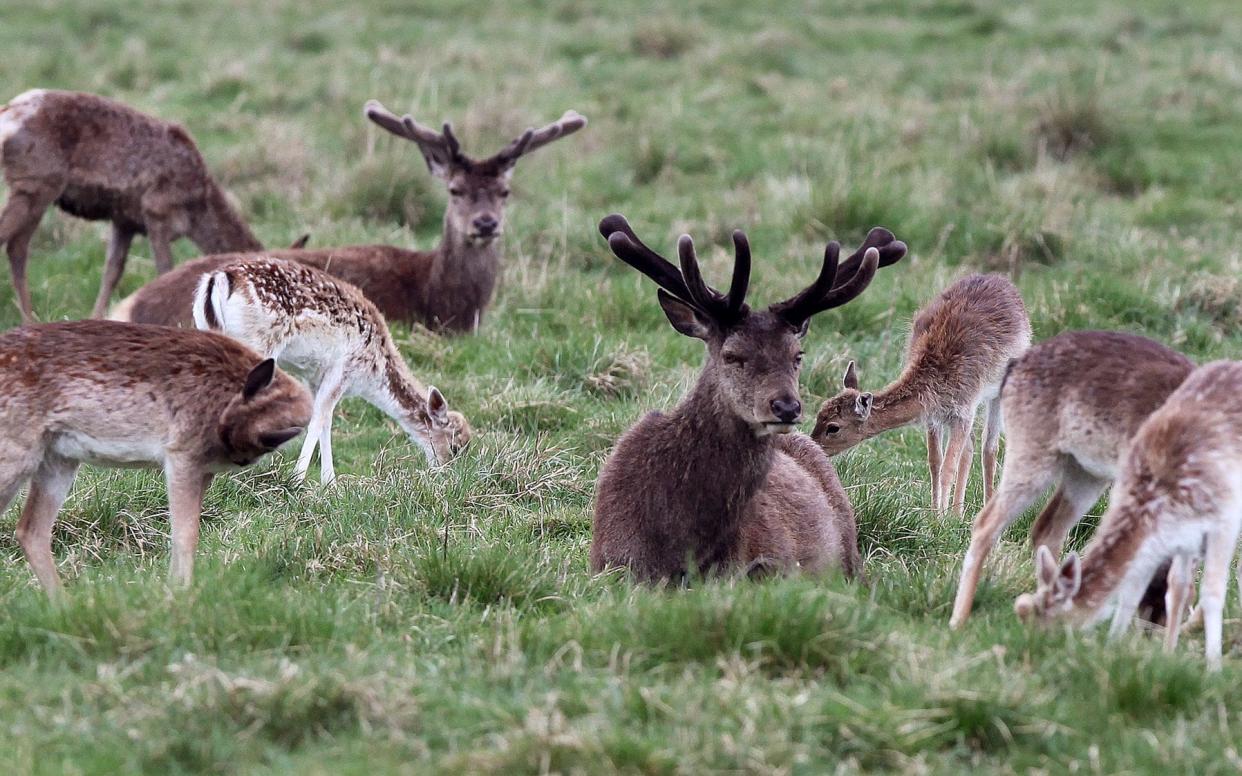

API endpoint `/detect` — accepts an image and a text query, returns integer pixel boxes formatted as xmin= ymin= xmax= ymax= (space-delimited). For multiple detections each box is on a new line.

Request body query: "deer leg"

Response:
xmin=950 ymin=464 xmax=1056 ymax=628
xmin=295 ymin=369 xmax=345 ymax=484
xmin=980 ymin=396 xmax=1003 ymax=503
xmin=1163 ymin=553 xmax=1194 ymax=653
xmin=15 ymin=454 xmax=78 ymax=599
xmin=926 ymin=424 xmax=943 ymax=510
xmin=89 ymin=223 xmax=135 ymax=318
xmin=145 ymin=219 xmax=177 ymax=275
xmin=1200 ymin=523 xmax=1240 ymax=671
xmin=317 ymin=389 xmax=345 ymax=485
xmin=0 ymin=187 xmax=57 ymax=324
xmin=1030 ymin=463 xmax=1108 ymax=556
xmin=166 ymin=459 xmax=210 ymax=587
xmin=941 ymin=425 xmax=967 ymax=514
xmin=1107 ymin=577 xmax=1147 ymax=641
xmin=952 ymin=416 xmax=976 ymax=515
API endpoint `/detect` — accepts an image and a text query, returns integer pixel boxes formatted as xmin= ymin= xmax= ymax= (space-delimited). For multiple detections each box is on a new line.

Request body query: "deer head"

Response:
xmin=423 ymin=386 xmax=472 ymax=465
xmin=600 ymin=215 xmax=907 ymax=436
xmin=811 ymin=360 xmax=875 ymax=453
xmin=365 ymin=100 xmax=586 ymax=245
xmin=1014 ymin=545 xmax=1082 ymax=623
xmin=217 ymin=359 xmax=312 ymax=466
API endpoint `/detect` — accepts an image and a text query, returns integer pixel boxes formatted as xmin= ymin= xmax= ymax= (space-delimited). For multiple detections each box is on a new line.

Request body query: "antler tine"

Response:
xmin=816 ymin=247 xmax=880 ymax=311
xmin=768 ymin=241 xmax=840 ymax=322
xmin=599 ymin=214 xmax=694 ymax=302
xmin=490 ymin=109 xmax=588 ymax=167
xmin=676 ymin=235 xmax=723 ymax=313
xmin=727 ymin=230 xmax=751 ymax=315
xmin=363 ymin=99 xmax=445 ymax=147
xmin=833 ymin=227 xmax=907 ymax=282
xmin=441 ymin=122 xmax=462 ymax=160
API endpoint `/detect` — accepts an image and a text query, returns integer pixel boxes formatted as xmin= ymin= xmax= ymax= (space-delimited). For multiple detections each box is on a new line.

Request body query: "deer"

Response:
xmin=0 ymin=321 xmax=310 ymax=597
xmin=109 ymin=99 xmax=587 ymax=334
xmin=1014 ymin=360 xmax=1242 ymax=670
xmin=949 ymin=330 xmax=1195 ymax=628
xmin=590 ymin=214 xmax=908 ymax=582
xmin=0 ymin=89 xmax=265 ymax=322
xmin=192 ymin=257 xmax=472 ymax=484
xmin=811 ymin=273 xmax=1030 ymax=513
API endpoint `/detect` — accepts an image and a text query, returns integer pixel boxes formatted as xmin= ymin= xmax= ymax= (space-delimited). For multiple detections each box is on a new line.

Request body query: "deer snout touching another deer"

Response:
xmin=811 ymin=274 xmax=1031 ymax=513
xmin=590 ymin=214 xmax=908 ymax=582
xmin=0 ymin=321 xmax=310 ymax=597
xmin=1014 ymin=361 xmax=1242 ymax=671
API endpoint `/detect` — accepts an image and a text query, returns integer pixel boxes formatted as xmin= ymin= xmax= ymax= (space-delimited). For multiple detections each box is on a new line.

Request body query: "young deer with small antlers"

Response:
xmin=0 ymin=321 xmax=310 ymax=596
xmin=112 ymin=100 xmax=586 ymax=333
xmin=949 ymin=330 xmax=1194 ymax=628
xmin=193 ymin=257 xmax=471 ymax=484
xmin=590 ymin=215 xmax=908 ymax=581
xmin=1015 ymin=361 xmax=1242 ymax=670
xmin=812 ymin=274 xmax=1030 ymax=513
xmin=0 ymin=89 xmax=264 ymax=322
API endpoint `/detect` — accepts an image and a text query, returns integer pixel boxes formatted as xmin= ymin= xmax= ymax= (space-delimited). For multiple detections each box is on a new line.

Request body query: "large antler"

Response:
xmin=364 ymin=99 xmax=463 ymax=173
xmin=599 ymin=214 xmax=750 ymax=325
xmin=490 ymin=110 xmax=587 ymax=168
xmin=770 ymin=227 xmax=907 ymax=326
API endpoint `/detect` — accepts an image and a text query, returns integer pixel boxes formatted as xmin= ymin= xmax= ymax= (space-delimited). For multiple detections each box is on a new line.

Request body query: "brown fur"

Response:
xmin=0 ymin=321 xmax=310 ymax=595
xmin=950 ymin=330 xmax=1194 ymax=627
xmin=1015 ymin=361 xmax=1242 ymax=669
xmin=0 ymin=90 xmax=262 ymax=321
xmin=812 ymin=273 xmax=1031 ymax=512
xmin=590 ymin=217 xmax=907 ymax=582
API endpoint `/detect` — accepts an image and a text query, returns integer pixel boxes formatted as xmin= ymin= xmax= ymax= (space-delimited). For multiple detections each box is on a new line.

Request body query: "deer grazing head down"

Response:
xmin=599 ymin=215 xmax=908 ymax=435
xmin=364 ymin=100 xmax=586 ymax=245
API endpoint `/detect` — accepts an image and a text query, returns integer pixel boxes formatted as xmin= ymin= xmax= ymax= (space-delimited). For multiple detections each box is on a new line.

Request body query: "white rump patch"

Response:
xmin=0 ymin=88 xmax=47 ymax=149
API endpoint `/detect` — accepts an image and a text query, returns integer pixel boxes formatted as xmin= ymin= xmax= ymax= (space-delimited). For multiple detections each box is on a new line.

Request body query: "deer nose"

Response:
xmin=770 ymin=398 xmax=801 ymax=423
xmin=472 ymin=215 xmax=498 ymax=235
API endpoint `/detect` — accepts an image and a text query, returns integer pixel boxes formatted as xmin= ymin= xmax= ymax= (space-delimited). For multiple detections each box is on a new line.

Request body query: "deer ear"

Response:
xmin=289 ymin=233 xmax=310 ymax=250
xmin=657 ymin=290 xmax=712 ymax=340
xmin=795 ymin=318 xmax=811 ymax=339
xmin=427 ymin=386 xmax=450 ymax=424
xmin=259 ymin=427 xmax=303 ymax=450
xmin=1058 ymin=552 xmax=1082 ymax=597
xmin=1035 ymin=545 xmax=1059 ymax=588
xmin=243 ymin=359 xmax=277 ymax=400
xmin=843 ymin=360 xmax=859 ymax=390
xmin=854 ymin=392 xmax=873 ymax=419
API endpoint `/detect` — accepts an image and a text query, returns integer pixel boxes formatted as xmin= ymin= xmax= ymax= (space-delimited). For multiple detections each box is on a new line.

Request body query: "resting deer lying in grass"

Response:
xmin=0 ymin=321 xmax=309 ymax=596
xmin=590 ymin=215 xmax=908 ymax=581
xmin=812 ymin=274 xmax=1030 ymax=512
xmin=950 ymin=330 xmax=1194 ymax=628
xmin=111 ymin=100 xmax=587 ymax=333
xmin=0 ymin=89 xmax=264 ymax=322
xmin=193 ymin=257 xmax=471 ymax=484
xmin=1015 ymin=361 xmax=1242 ymax=670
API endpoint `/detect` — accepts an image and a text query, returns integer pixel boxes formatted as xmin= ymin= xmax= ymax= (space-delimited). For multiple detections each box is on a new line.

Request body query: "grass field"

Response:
xmin=2 ymin=0 xmax=1242 ymax=772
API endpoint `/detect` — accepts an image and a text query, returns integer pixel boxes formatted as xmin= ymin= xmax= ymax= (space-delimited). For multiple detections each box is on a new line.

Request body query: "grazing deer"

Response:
xmin=949 ymin=330 xmax=1194 ymax=628
xmin=1014 ymin=361 xmax=1242 ymax=670
xmin=811 ymin=274 xmax=1030 ymax=512
xmin=590 ymin=214 xmax=908 ymax=581
xmin=0 ymin=89 xmax=263 ymax=322
xmin=111 ymin=100 xmax=587 ymax=333
xmin=193 ymin=257 xmax=471 ymax=484
xmin=0 ymin=321 xmax=309 ymax=596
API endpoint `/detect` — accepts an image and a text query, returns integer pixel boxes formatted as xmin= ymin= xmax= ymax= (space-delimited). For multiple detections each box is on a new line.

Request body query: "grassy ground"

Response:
xmin=2 ymin=0 xmax=1242 ymax=772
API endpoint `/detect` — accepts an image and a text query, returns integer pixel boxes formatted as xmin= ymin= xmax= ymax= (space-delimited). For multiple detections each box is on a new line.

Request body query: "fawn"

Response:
xmin=192 ymin=257 xmax=471 ymax=483
xmin=0 ymin=90 xmax=263 ymax=322
xmin=950 ymin=330 xmax=1194 ymax=628
xmin=0 ymin=321 xmax=309 ymax=595
xmin=1015 ymin=361 xmax=1242 ymax=670
xmin=590 ymin=215 xmax=907 ymax=581
xmin=812 ymin=273 xmax=1030 ymax=512
xmin=112 ymin=100 xmax=586 ymax=333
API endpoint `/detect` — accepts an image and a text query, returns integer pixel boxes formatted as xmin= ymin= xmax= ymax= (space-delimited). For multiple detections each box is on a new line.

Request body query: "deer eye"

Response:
xmin=824 ymin=423 xmax=841 ymax=434
xmin=449 ymin=187 xmax=466 ymax=197
xmin=723 ymin=353 xmax=746 ymax=368
xmin=794 ymin=352 xmax=804 ymax=368
xmin=499 ymin=189 xmax=511 ymax=198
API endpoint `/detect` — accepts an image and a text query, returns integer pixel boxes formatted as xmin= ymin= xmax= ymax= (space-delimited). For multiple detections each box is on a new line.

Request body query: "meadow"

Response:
xmin=2 ymin=0 xmax=1242 ymax=772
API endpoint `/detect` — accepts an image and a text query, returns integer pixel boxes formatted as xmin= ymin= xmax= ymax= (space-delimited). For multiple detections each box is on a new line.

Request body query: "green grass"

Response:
xmin=3 ymin=0 xmax=1242 ymax=772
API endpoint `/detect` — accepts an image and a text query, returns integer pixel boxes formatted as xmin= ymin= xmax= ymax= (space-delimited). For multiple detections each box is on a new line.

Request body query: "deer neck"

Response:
xmin=424 ymin=215 xmax=500 ymax=329
xmin=363 ymin=345 xmax=437 ymax=463
xmin=1069 ymin=502 xmax=1157 ymax=621
xmin=192 ymin=187 xmax=263 ymax=253
xmin=867 ymin=373 xmax=927 ymax=434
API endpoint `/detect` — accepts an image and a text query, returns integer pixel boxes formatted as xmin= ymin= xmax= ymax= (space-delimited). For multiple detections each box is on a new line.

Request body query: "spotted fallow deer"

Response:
xmin=0 ymin=321 xmax=310 ymax=596
xmin=193 ymin=257 xmax=471 ymax=484
xmin=590 ymin=215 xmax=908 ymax=582
xmin=111 ymin=100 xmax=587 ymax=334
xmin=1014 ymin=361 xmax=1242 ymax=670
xmin=812 ymin=274 xmax=1030 ymax=512
xmin=0 ymin=89 xmax=264 ymax=322
xmin=949 ymin=330 xmax=1194 ymax=628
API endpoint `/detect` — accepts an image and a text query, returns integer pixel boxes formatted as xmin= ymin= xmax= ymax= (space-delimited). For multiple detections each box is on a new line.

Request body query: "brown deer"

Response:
xmin=110 ymin=100 xmax=587 ymax=333
xmin=590 ymin=215 xmax=908 ymax=582
xmin=811 ymin=274 xmax=1030 ymax=512
xmin=1014 ymin=361 xmax=1242 ymax=670
xmin=0 ymin=321 xmax=311 ymax=596
xmin=0 ymin=89 xmax=264 ymax=322
xmin=193 ymin=257 xmax=472 ymax=484
xmin=949 ymin=330 xmax=1194 ymax=628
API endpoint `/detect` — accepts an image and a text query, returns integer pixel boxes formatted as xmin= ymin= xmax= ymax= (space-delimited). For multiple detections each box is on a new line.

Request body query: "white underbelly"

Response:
xmin=50 ymin=431 xmax=164 ymax=468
